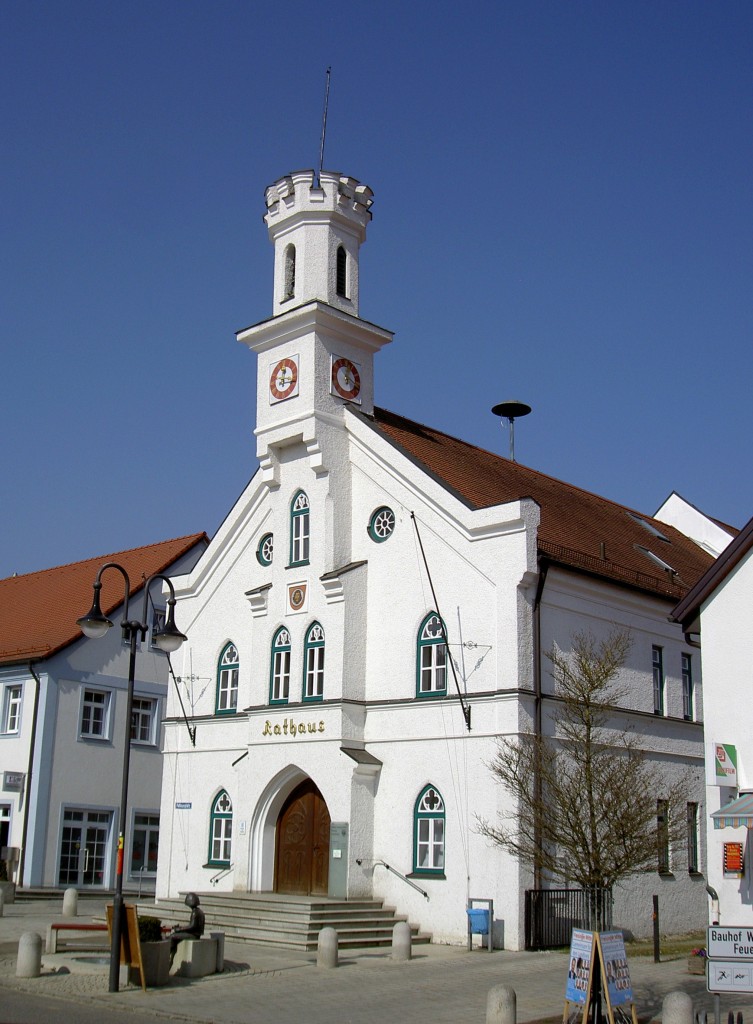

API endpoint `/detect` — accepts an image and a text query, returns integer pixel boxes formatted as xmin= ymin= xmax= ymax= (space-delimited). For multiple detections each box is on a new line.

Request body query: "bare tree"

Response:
xmin=478 ymin=629 xmax=689 ymax=895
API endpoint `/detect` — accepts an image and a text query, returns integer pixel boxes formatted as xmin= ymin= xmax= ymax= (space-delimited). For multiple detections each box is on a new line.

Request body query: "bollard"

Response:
xmin=0 ymin=888 xmax=5 ymax=918
xmin=663 ymin=991 xmax=694 ymax=1024
xmin=317 ymin=926 xmax=339 ymax=968
xmin=16 ymin=932 xmax=43 ymax=978
xmin=392 ymin=920 xmax=412 ymax=961
xmin=62 ymin=887 xmax=78 ymax=918
xmin=487 ymin=984 xmax=516 ymax=1024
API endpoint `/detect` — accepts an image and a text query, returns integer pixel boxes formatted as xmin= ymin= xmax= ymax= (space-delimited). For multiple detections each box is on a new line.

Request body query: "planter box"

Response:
xmin=130 ymin=940 xmax=171 ymax=988
xmin=687 ymin=955 xmax=706 ymax=975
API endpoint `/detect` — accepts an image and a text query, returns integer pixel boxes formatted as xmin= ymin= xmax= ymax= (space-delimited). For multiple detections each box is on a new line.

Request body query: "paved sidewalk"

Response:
xmin=2 ymin=899 xmax=752 ymax=1024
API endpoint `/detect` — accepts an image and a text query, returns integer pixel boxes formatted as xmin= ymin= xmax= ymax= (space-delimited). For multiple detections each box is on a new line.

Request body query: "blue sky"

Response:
xmin=3 ymin=1 xmax=752 ymax=578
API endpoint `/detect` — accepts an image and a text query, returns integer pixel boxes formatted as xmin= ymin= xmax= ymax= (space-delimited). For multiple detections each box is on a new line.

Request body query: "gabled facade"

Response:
xmin=0 ymin=533 xmax=208 ymax=891
xmin=157 ymin=169 xmax=718 ymax=947
xmin=672 ymin=514 xmax=753 ymax=925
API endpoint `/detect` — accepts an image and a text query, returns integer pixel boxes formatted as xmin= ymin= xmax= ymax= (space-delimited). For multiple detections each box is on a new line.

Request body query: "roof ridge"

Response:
xmin=372 ymin=406 xmax=676 ymax=530
xmin=1 ymin=532 xmax=207 ymax=582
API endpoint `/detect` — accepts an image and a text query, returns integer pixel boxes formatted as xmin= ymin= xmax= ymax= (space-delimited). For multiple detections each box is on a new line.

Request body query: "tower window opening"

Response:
xmin=336 ymin=246 xmax=347 ymax=298
xmin=284 ymin=244 xmax=296 ymax=300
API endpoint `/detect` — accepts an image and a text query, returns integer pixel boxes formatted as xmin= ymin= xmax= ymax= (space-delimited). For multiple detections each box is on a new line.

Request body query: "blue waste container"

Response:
xmin=466 ymin=908 xmax=490 ymax=934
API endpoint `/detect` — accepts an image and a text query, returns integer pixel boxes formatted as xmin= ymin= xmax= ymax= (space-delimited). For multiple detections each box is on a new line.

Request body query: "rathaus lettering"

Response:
xmin=262 ymin=719 xmax=325 ymax=737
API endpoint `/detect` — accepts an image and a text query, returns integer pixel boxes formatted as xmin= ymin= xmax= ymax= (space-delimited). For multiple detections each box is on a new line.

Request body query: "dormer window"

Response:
xmin=284 ymin=244 xmax=296 ymax=300
xmin=336 ymin=246 xmax=347 ymax=298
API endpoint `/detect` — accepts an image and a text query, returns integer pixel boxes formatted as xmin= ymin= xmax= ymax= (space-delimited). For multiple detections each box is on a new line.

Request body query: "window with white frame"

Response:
xmin=687 ymin=802 xmax=699 ymax=873
xmin=149 ymin=606 xmax=166 ymax=649
xmin=303 ymin=622 xmax=325 ymax=700
xmin=270 ymin=628 xmax=291 ymax=703
xmin=652 ymin=646 xmax=665 ymax=715
xmin=130 ymin=697 xmax=158 ymax=744
xmin=208 ymin=790 xmax=232 ymax=866
xmin=80 ymin=689 xmax=111 ymax=740
xmin=290 ymin=491 xmax=310 ymax=565
xmin=2 ymin=685 xmax=22 ymax=733
xmin=215 ymin=643 xmax=239 ymax=715
xmin=681 ymin=653 xmax=694 ymax=721
xmin=657 ymin=798 xmax=670 ymax=873
xmin=416 ymin=613 xmax=447 ymax=697
xmin=130 ymin=813 xmax=159 ymax=877
xmin=413 ymin=785 xmax=445 ymax=874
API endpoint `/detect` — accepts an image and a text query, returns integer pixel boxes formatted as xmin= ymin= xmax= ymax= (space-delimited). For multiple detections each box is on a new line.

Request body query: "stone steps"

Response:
xmin=140 ymin=893 xmax=431 ymax=951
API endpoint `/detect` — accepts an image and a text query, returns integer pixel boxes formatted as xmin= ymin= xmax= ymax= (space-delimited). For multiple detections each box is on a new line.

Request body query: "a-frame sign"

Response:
xmin=563 ymin=929 xmax=638 ymax=1024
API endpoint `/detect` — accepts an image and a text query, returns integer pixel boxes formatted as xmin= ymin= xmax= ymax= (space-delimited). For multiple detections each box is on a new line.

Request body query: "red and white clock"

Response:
xmin=331 ymin=356 xmax=362 ymax=404
xmin=269 ymin=355 xmax=299 ymax=403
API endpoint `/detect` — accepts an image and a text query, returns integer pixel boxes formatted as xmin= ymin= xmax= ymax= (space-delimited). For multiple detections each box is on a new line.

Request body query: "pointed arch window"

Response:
xmin=413 ymin=785 xmax=445 ymax=875
xmin=336 ymin=245 xmax=347 ymax=297
xmin=215 ymin=643 xmax=239 ymax=715
xmin=416 ymin=613 xmax=447 ymax=697
xmin=303 ymin=622 xmax=325 ymax=701
xmin=284 ymin=244 xmax=296 ymax=300
xmin=270 ymin=627 xmax=292 ymax=704
xmin=207 ymin=790 xmax=233 ymax=866
xmin=290 ymin=490 xmax=310 ymax=566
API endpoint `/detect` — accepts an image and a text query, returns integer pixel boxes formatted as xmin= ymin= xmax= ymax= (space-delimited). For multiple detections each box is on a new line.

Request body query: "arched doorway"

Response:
xmin=274 ymin=779 xmax=330 ymax=895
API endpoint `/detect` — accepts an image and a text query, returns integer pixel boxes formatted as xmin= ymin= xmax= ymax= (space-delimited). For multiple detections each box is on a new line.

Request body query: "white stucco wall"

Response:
xmin=697 ymin=549 xmax=753 ymax=926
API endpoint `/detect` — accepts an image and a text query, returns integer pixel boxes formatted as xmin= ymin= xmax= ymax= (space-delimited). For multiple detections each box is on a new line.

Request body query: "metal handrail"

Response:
xmin=209 ymin=864 xmax=233 ymax=885
xmin=363 ymin=859 xmax=429 ymax=900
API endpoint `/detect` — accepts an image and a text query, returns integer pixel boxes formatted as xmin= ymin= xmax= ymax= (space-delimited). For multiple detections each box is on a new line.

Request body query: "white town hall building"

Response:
xmin=155 ymin=168 xmax=721 ymax=948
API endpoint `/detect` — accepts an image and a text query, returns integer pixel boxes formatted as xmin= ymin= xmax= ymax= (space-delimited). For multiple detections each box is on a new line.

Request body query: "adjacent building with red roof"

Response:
xmin=0 ymin=533 xmax=207 ymax=891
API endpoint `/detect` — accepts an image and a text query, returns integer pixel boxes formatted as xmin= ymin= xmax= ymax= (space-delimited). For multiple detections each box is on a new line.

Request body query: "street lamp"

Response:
xmin=76 ymin=562 xmax=186 ymax=992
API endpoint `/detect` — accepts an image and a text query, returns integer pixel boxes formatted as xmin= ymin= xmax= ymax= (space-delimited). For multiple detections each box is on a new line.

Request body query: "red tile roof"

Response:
xmin=368 ymin=408 xmax=714 ymax=601
xmin=0 ymin=534 xmax=208 ymax=665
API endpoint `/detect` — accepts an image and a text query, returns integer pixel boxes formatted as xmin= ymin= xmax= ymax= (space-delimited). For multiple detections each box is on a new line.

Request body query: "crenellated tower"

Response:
xmin=237 ymin=169 xmax=392 ymax=487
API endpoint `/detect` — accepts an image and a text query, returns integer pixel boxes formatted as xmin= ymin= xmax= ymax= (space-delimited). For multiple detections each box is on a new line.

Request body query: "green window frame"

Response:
xmin=270 ymin=627 xmax=292 ymax=704
xmin=368 ymin=506 xmax=396 ymax=542
xmin=416 ymin=612 xmax=447 ymax=697
xmin=215 ymin=642 xmax=239 ymax=715
xmin=290 ymin=490 xmax=310 ymax=566
xmin=303 ymin=622 xmax=325 ymax=701
xmin=413 ymin=785 xmax=445 ymax=875
xmin=257 ymin=533 xmax=273 ymax=567
xmin=207 ymin=790 xmax=232 ymax=867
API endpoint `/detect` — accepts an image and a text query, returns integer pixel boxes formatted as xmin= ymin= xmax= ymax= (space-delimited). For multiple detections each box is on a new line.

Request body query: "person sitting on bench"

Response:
xmin=169 ymin=892 xmax=205 ymax=966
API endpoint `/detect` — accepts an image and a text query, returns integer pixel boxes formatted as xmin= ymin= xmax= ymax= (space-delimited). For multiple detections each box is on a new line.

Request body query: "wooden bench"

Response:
xmin=46 ymin=922 xmax=109 ymax=954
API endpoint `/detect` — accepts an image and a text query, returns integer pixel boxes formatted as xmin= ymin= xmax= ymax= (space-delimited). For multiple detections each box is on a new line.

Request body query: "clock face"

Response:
xmin=331 ymin=356 xmax=362 ymax=403
xmin=269 ymin=356 xmax=299 ymax=403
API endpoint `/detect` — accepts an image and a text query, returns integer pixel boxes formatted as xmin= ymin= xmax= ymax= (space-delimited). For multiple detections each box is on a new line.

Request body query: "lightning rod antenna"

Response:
xmin=316 ymin=67 xmax=332 ymax=188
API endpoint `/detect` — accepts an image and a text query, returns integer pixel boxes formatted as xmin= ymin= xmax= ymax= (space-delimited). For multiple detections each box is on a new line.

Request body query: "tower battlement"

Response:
xmin=264 ymin=170 xmax=374 ymax=316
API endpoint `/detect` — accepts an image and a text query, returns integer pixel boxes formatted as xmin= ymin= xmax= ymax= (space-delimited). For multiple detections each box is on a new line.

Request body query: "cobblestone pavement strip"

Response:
xmin=3 ymin=902 xmax=753 ymax=1024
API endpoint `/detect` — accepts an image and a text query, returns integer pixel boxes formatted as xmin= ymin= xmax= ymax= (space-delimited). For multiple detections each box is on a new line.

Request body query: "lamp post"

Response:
xmin=76 ymin=563 xmax=186 ymax=993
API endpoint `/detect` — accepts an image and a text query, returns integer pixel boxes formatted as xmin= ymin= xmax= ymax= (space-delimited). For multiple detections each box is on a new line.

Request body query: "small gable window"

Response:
xmin=216 ymin=643 xmax=239 ymax=715
xmin=284 ymin=244 xmax=296 ymax=300
xmin=416 ymin=613 xmax=447 ymax=697
xmin=303 ymin=622 xmax=325 ymax=701
xmin=290 ymin=490 xmax=310 ymax=566
xmin=368 ymin=506 xmax=395 ymax=542
xmin=413 ymin=785 xmax=445 ymax=875
xmin=270 ymin=627 xmax=292 ymax=704
xmin=257 ymin=533 xmax=273 ymax=567
xmin=336 ymin=245 xmax=347 ymax=297
xmin=208 ymin=790 xmax=233 ymax=866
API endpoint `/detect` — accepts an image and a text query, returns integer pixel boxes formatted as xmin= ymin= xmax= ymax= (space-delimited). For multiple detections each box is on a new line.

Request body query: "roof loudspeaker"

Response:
xmin=491 ymin=400 xmax=532 ymax=462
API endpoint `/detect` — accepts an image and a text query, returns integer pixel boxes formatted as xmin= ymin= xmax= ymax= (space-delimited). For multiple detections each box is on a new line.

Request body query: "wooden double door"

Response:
xmin=275 ymin=780 xmax=330 ymax=895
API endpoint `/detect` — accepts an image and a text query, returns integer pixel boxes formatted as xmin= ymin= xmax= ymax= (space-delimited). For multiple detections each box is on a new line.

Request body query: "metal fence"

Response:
xmin=524 ymin=887 xmax=613 ymax=950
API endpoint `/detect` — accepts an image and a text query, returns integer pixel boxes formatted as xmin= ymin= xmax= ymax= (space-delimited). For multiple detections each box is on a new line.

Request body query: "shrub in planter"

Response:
xmin=138 ymin=915 xmax=163 ymax=944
